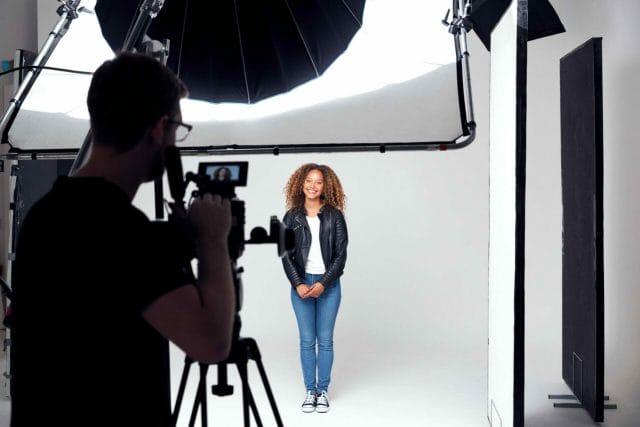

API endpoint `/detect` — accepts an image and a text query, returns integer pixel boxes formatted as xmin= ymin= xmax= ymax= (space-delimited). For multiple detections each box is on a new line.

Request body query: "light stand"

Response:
xmin=69 ymin=0 xmax=168 ymax=174
xmin=442 ymin=0 xmax=476 ymax=148
xmin=0 ymin=0 xmax=83 ymax=145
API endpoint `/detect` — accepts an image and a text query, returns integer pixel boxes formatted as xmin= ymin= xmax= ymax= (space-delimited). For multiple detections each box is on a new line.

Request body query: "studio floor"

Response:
xmin=0 ymin=333 xmax=635 ymax=426
xmin=0 ymin=241 xmax=635 ymax=427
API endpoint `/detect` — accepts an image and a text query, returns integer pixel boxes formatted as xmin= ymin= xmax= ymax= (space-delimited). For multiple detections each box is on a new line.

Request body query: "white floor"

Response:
xmin=0 ymin=342 xmax=635 ymax=427
xmin=168 ymin=338 xmax=487 ymax=427
xmin=0 ymin=214 xmax=635 ymax=426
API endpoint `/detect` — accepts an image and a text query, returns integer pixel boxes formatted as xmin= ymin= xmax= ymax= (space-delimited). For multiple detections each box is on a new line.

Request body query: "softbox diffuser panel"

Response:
xmin=487 ymin=1 xmax=526 ymax=426
xmin=560 ymin=37 xmax=604 ymax=422
xmin=7 ymin=0 xmax=466 ymax=153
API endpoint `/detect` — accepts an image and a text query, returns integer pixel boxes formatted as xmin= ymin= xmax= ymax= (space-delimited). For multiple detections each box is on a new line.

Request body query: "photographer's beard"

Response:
xmin=146 ymin=129 xmax=174 ymax=182
xmin=147 ymin=147 xmax=166 ymax=182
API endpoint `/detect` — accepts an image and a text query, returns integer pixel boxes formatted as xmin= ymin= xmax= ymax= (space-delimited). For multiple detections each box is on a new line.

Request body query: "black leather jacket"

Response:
xmin=281 ymin=205 xmax=348 ymax=289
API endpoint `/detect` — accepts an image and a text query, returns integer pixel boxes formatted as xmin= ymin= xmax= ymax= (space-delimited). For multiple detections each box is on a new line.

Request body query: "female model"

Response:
xmin=282 ymin=163 xmax=348 ymax=413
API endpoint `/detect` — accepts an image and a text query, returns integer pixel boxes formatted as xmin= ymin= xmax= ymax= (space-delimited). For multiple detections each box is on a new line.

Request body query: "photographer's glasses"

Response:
xmin=167 ymin=119 xmax=193 ymax=142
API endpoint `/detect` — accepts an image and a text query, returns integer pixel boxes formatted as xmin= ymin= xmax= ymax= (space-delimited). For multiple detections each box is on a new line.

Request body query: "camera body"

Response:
xmin=182 ymin=160 xmax=294 ymax=261
xmin=163 ymin=146 xmax=294 ymax=268
xmin=188 ymin=161 xmax=249 ymax=260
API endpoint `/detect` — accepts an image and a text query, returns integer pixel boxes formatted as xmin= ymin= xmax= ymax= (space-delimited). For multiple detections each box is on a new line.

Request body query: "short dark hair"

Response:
xmin=87 ymin=52 xmax=188 ymax=152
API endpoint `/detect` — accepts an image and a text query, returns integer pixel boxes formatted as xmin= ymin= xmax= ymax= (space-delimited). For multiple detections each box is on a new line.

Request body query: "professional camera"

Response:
xmin=186 ymin=161 xmax=293 ymax=260
xmin=163 ymin=146 xmax=294 ymax=262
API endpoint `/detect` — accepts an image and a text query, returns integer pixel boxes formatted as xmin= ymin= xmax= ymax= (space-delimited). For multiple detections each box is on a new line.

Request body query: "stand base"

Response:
xmin=548 ymin=393 xmax=618 ymax=410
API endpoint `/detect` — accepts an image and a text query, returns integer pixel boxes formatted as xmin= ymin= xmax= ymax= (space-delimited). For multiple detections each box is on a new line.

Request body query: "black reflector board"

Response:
xmin=11 ymin=160 xmax=73 ymax=251
xmin=560 ymin=37 xmax=604 ymax=422
xmin=487 ymin=1 xmax=527 ymax=426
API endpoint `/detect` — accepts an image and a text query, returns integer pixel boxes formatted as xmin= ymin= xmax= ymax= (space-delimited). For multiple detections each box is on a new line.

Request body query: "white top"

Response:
xmin=305 ymin=215 xmax=325 ymax=274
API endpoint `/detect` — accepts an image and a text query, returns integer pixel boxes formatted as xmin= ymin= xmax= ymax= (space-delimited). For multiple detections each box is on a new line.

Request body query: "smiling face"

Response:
xmin=303 ymin=169 xmax=325 ymax=203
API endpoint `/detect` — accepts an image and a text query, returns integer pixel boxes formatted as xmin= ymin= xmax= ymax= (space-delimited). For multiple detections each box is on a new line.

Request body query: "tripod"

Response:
xmin=171 ymin=265 xmax=284 ymax=427
xmin=172 ymin=337 xmax=284 ymax=427
xmin=163 ymin=149 xmax=292 ymax=426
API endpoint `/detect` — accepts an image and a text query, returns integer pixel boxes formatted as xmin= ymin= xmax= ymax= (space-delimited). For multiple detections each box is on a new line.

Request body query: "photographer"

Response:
xmin=10 ymin=52 xmax=235 ymax=426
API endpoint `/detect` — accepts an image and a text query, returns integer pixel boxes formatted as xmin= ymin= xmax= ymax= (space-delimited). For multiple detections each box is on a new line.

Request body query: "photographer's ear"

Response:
xmin=149 ymin=115 xmax=170 ymax=147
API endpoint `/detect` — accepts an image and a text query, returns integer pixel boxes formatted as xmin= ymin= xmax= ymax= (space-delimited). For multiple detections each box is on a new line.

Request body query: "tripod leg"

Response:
xmin=248 ymin=391 xmax=263 ymax=427
xmin=235 ymin=360 xmax=265 ymax=427
xmin=172 ymin=357 xmax=194 ymax=427
xmin=254 ymin=359 xmax=284 ymax=427
xmin=245 ymin=339 xmax=284 ymax=427
xmin=188 ymin=391 xmax=200 ymax=427
xmin=235 ymin=360 xmax=251 ymax=427
xmin=245 ymin=381 xmax=263 ymax=427
xmin=187 ymin=364 xmax=209 ymax=427
xmin=199 ymin=363 xmax=209 ymax=427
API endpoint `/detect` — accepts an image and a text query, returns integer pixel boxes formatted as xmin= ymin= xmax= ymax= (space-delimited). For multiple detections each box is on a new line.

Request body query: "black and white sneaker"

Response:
xmin=316 ymin=391 xmax=330 ymax=413
xmin=301 ymin=390 xmax=316 ymax=413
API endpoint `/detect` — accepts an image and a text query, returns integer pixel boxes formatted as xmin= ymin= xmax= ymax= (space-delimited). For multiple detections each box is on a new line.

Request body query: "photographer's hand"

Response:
xmin=143 ymin=193 xmax=235 ymax=364
xmin=189 ymin=194 xmax=232 ymax=242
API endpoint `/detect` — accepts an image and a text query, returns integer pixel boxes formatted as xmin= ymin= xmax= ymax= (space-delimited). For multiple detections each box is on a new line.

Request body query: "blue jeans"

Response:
xmin=290 ymin=273 xmax=342 ymax=393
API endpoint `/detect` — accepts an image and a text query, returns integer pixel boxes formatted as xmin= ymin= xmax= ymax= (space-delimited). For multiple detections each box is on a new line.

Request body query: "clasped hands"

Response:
xmin=296 ymin=282 xmax=325 ymax=299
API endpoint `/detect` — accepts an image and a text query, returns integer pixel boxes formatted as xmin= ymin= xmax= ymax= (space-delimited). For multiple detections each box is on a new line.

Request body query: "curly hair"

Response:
xmin=284 ymin=163 xmax=346 ymax=212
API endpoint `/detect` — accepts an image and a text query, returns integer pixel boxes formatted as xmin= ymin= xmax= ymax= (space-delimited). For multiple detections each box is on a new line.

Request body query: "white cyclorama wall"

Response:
xmin=487 ymin=1 xmax=520 ymax=426
xmin=133 ymin=148 xmax=490 ymax=426
xmin=11 ymin=0 xmax=463 ymax=151
xmin=524 ymin=0 xmax=640 ymax=423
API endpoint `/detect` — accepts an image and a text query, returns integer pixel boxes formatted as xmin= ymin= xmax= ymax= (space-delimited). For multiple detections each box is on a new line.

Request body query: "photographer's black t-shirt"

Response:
xmin=10 ymin=177 xmax=187 ymax=426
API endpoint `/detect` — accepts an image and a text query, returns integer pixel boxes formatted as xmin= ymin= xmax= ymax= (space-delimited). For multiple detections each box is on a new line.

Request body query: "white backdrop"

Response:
xmin=133 ymin=148 xmax=490 ymax=426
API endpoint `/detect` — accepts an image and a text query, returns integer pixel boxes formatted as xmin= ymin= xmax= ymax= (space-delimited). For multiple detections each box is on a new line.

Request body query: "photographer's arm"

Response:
xmin=143 ymin=194 xmax=235 ymax=364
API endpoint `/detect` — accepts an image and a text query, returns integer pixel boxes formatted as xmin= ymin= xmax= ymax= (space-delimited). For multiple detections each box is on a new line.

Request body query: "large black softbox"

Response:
xmin=95 ymin=0 xmax=365 ymax=104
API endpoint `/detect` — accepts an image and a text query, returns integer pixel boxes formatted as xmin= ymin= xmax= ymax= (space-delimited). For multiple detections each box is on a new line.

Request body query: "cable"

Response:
xmin=0 ymin=65 xmax=93 ymax=78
